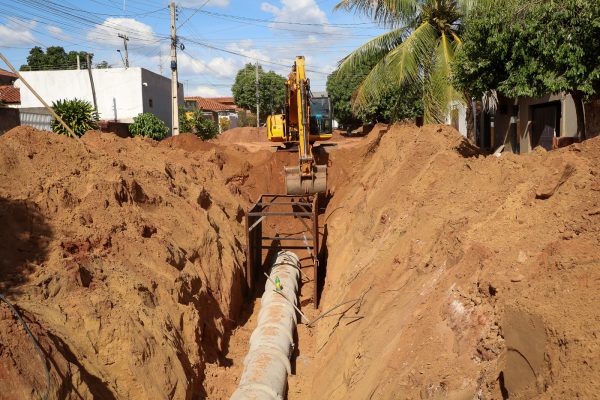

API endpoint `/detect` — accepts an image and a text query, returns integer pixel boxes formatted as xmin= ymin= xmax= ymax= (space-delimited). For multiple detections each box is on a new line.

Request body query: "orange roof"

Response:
xmin=185 ymin=96 xmax=236 ymax=112
xmin=0 ymin=68 xmax=17 ymax=79
xmin=0 ymin=85 xmax=20 ymax=104
xmin=208 ymin=97 xmax=235 ymax=104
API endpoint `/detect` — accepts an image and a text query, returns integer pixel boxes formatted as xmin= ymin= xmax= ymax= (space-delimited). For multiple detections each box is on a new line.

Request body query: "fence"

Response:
xmin=19 ymin=110 xmax=52 ymax=131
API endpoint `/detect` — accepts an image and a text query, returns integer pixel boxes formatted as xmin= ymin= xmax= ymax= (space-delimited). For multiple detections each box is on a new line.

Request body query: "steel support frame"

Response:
xmin=245 ymin=194 xmax=320 ymax=308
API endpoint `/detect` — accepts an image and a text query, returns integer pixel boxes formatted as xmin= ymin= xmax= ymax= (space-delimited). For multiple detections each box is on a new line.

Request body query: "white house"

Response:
xmin=15 ymin=67 xmax=183 ymax=133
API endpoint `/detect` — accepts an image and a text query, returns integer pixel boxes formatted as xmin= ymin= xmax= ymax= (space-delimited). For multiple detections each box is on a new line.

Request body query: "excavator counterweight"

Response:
xmin=267 ymin=56 xmax=332 ymax=195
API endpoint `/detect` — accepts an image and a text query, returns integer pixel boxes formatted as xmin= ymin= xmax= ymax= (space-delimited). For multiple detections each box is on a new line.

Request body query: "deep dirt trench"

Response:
xmin=2 ymin=124 xmax=600 ymax=399
xmin=202 ymin=192 xmax=332 ymax=399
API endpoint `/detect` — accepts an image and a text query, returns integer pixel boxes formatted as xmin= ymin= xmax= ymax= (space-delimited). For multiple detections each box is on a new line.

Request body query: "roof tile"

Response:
xmin=0 ymin=68 xmax=17 ymax=79
xmin=185 ymin=96 xmax=236 ymax=112
xmin=0 ymin=85 xmax=20 ymax=104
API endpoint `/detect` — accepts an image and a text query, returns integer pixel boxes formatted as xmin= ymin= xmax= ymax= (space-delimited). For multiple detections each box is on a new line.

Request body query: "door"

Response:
xmin=531 ymin=102 xmax=561 ymax=150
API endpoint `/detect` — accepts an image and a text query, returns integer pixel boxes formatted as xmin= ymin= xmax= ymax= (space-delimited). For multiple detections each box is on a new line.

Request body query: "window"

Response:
xmin=149 ymin=98 xmax=153 ymax=108
xmin=309 ymin=96 xmax=333 ymax=135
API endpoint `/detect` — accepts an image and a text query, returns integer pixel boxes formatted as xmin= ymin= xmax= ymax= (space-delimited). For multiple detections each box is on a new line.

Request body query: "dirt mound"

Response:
xmin=215 ymin=127 xmax=268 ymax=144
xmin=0 ymin=127 xmax=251 ymax=398
xmin=161 ymin=132 xmax=217 ymax=152
xmin=300 ymin=124 xmax=600 ymax=399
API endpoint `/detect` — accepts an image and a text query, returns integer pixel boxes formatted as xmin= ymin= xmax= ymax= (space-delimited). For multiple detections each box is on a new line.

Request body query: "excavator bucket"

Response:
xmin=284 ymin=165 xmax=327 ymax=195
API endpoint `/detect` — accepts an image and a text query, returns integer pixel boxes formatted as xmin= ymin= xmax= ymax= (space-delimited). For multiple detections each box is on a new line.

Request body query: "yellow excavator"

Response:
xmin=267 ymin=56 xmax=333 ymax=195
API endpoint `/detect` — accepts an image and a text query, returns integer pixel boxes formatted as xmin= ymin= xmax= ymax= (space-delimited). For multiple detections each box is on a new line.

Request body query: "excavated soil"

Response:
xmin=300 ymin=124 xmax=600 ymax=399
xmin=0 ymin=128 xmax=294 ymax=399
xmin=1 ymin=123 xmax=599 ymax=400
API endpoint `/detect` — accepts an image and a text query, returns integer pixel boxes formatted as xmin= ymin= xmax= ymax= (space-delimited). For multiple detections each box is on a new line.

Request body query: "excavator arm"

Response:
xmin=268 ymin=56 xmax=331 ymax=195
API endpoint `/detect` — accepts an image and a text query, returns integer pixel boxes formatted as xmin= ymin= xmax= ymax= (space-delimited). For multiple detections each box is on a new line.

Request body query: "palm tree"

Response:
xmin=336 ymin=0 xmax=489 ymax=124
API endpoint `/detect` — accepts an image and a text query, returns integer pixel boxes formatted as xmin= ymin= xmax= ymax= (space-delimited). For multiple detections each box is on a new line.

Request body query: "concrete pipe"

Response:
xmin=231 ymin=250 xmax=301 ymax=400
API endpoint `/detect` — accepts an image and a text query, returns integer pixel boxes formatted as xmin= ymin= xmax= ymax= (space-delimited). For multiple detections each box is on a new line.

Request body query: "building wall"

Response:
xmin=584 ymin=99 xmax=600 ymax=139
xmin=491 ymin=93 xmax=580 ymax=154
xmin=16 ymin=68 xmax=144 ymax=123
xmin=445 ymin=101 xmax=468 ymax=137
xmin=518 ymin=93 xmax=578 ymax=153
xmin=141 ymin=69 xmax=184 ymax=133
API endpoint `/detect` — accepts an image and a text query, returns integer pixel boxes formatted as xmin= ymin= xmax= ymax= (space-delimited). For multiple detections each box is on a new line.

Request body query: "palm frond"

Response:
xmin=423 ymin=32 xmax=463 ymax=123
xmin=353 ymin=21 xmax=438 ymax=108
xmin=335 ymin=0 xmax=419 ymax=27
xmin=337 ymin=27 xmax=408 ymax=77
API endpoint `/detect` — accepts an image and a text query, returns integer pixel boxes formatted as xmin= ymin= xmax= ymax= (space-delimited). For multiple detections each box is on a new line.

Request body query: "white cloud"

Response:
xmin=178 ymin=0 xmax=230 ymax=7
xmin=260 ymin=0 xmax=336 ymax=34
xmin=207 ymin=57 xmax=236 ymax=77
xmin=87 ymin=18 xmax=156 ymax=47
xmin=187 ymin=85 xmax=221 ymax=97
xmin=0 ymin=18 xmax=37 ymax=47
xmin=47 ymin=25 xmax=71 ymax=41
xmin=226 ymin=40 xmax=271 ymax=63
xmin=178 ymin=53 xmax=237 ymax=78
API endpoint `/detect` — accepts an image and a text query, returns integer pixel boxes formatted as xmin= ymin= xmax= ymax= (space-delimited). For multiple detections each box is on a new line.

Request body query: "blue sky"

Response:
xmin=0 ymin=0 xmax=386 ymax=96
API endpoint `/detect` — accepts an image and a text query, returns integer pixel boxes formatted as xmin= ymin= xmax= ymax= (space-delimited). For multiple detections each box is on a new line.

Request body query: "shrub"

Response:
xmin=192 ymin=111 xmax=219 ymax=140
xmin=129 ymin=112 xmax=169 ymax=140
xmin=51 ymin=98 xmax=99 ymax=137
xmin=179 ymin=107 xmax=193 ymax=133
xmin=238 ymin=111 xmax=257 ymax=127
xmin=219 ymin=117 xmax=230 ymax=132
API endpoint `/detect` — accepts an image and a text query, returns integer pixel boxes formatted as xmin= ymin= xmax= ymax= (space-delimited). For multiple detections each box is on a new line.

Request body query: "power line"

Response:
xmin=177 ymin=0 xmax=210 ymax=29
xmin=180 ymin=8 xmax=378 ymax=28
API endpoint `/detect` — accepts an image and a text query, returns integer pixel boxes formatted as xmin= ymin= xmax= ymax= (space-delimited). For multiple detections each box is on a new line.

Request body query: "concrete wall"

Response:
xmin=491 ymin=93 xmax=579 ymax=154
xmin=16 ymin=68 xmax=144 ymax=123
xmin=445 ymin=101 xmax=468 ymax=137
xmin=141 ymin=69 xmax=183 ymax=131
xmin=518 ymin=93 xmax=578 ymax=153
xmin=584 ymin=99 xmax=600 ymax=139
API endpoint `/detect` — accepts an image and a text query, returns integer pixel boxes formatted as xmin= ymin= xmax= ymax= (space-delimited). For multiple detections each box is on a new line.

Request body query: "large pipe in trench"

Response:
xmin=230 ymin=250 xmax=301 ymax=400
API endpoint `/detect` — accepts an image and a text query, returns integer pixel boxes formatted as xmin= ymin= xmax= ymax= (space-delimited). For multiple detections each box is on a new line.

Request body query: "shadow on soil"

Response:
xmin=0 ymin=197 xmax=53 ymax=295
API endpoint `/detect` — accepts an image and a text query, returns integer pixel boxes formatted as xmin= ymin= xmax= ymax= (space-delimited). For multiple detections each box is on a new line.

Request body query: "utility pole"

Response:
xmin=170 ymin=0 xmax=180 ymax=136
xmin=255 ymin=61 xmax=260 ymax=133
xmin=118 ymin=34 xmax=129 ymax=68
xmin=158 ymin=47 xmax=163 ymax=75
xmin=86 ymin=54 xmax=98 ymax=111
xmin=76 ymin=54 xmax=80 ymax=70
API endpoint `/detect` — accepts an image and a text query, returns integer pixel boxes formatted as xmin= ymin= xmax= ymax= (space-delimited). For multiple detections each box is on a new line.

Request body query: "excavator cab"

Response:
xmin=267 ymin=56 xmax=332 ymax=195
xmin=309 ymin=96 xmax=333 ymax=140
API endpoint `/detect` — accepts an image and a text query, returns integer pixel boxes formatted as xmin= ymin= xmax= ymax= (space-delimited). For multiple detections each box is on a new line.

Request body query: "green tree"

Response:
xmin=327 ymin=60 xmax=422 ymax=131
xmin=20 ymin=46 xmax=93 ymax=71
xmin=96 ymin=61 xmax=111 ymax=69
xmin=51 ymin=99 xmax=99 ymax=137
xmin=335 ymin=0 xmax=494 ymax=124
xmin=231 ymin=64 xmax=286 ymax=122
xmin=453 ymin=0 xmax=600 ymax=138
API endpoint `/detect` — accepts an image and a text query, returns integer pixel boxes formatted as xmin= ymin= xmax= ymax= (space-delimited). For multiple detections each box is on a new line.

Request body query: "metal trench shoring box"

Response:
xmin=245 ymin=194 xmax=320 ymax=308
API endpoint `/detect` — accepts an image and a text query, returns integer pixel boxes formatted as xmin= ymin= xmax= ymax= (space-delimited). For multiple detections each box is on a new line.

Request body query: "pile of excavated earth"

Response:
xmin=0 ymin=123 xmax=598 ymax=399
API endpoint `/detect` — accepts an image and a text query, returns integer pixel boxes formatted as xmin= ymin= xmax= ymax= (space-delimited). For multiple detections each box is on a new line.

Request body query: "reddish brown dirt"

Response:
xmin=297 ymin=124 xmax=600 ymax=399
xmin=0 ymin=127 xmax=292 ymax=399
xmin=2 ymin=123 xmax=599 ymax=400
xmin=215 ymin=127 xmax=270 ymax=144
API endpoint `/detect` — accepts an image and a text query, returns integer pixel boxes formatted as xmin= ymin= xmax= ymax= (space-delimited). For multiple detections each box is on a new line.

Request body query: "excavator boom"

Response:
xmin=267 ymin=56 xmax=332 ymax=195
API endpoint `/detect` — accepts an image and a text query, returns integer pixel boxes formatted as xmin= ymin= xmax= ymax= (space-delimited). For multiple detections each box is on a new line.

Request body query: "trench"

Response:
xmin=201 ymin=178 xmax=333 ymax=399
